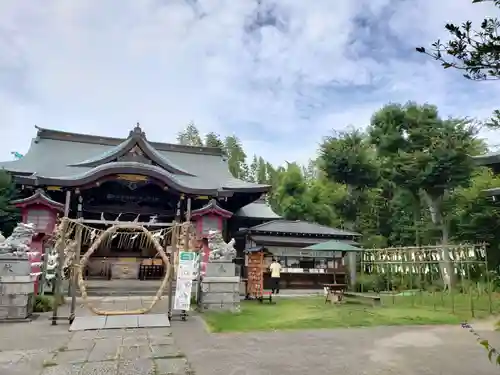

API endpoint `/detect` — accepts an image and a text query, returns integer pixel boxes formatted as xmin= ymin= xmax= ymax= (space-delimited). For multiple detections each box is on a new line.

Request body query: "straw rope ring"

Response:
xmin=76 ymin=223 xmax=172 ymax=316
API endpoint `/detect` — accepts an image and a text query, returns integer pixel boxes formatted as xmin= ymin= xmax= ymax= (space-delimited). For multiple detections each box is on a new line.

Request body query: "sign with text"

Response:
xmin=173 ymin=251 xmax=196 ymax=311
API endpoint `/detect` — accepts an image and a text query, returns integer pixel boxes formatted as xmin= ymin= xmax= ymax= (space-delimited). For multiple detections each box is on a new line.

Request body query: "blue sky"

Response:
xmin=1 ymin=0 xmax=499 ymax=166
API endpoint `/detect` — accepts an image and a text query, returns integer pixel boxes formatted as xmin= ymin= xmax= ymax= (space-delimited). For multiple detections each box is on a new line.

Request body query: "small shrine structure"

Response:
xmin=239 ymin=220 xmax=361 ymax=289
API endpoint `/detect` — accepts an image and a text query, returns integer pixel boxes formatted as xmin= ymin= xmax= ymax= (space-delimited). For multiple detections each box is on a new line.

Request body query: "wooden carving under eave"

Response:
xmin=116 ymin=174 xmax=149 ymax=182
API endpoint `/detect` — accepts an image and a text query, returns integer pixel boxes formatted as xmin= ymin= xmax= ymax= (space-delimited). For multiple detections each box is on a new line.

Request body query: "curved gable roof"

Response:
xmin=11 ymin=188 xmax=65 ymax=211
xmin=0 ymin=124 xmax=271 ymax=196
xmin=191 ymin=199 xmax=233 ymax=218
xmin=68 ymin=124 xmax=193 ymax=176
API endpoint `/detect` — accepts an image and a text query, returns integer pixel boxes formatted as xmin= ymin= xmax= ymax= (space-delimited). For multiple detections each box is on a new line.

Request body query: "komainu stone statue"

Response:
xmin=0 ymin=223 xmax=35 ymax=257
xmin=207 ymin=230 xmax=236 ymax=262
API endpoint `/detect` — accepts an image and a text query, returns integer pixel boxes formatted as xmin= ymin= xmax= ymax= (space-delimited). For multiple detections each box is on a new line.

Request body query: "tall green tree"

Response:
xmin=224 ymin=135 xmax=248 ymax=180
xmin=319 ymin=129 xmax=380 ymax=230
xmin=249 ymin=155 xmax=259 ymax=182
xmin=177 ymin=122 xmax=203 ymax=146
xmin=416 ymin=0 xmax=500 ymax=127
xmin=369 ymin=102 xmax=478 ymax=286
xmin=204 ymin=132 xmax=224 ymax=148
xmin=0 ymin=171 xmax=19 ymax=237
xmin=256 ymin=157 xmax=267 ymax=184
xmin=272 ymin=163 xmax=310 ymax=220
xmin=449 ymin=167 xmax=500 ymax=270
xmin=319 ymin=129 xmax=380 ymax=287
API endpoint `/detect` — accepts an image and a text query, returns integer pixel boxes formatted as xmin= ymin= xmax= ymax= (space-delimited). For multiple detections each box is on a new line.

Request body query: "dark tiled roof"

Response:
xmin=0 ymin=125 xmax=270 ymax=196
xmin=235 ymin=198 xmax=281 ymax=219
xmin=303 ymin=240 xmax=362 ymax=252
xmin=249 ymin=235 xmax=359 ymax=246
xmin=191 ymin=199 xmax=233 ymax=218
xmin=248 ymin=220 xmax=360 ymax=237
xmin=11 ymin=188 xmax=65 ymax=211
xmin=473 ymin=151 xmax=500 ymax=166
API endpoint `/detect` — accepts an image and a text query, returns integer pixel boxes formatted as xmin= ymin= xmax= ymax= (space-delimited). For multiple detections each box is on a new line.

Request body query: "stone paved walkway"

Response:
xmin=0 ymin=298 xmax=193 ymax=375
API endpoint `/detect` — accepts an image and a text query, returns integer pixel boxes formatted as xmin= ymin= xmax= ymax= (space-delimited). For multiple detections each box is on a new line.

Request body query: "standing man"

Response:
xmin=269 ymin=258 xmax=282 ymax=294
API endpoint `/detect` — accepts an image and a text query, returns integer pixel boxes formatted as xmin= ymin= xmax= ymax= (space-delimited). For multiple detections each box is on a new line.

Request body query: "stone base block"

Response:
xmin=0 ymin=293 xmax=32 ymax=306
xmin=200 ymin=276 xmax=240 ymax=313
xmin=0 ymin=280 xmax=35 ymax=294
xmin=0 ymin=257 xmax=31 ymax=277
xmin=201 ymin=292 xmax=240 ymax=304
xmin=205 ymin=262 xmax=236 ymax=277
xmin=0 ymin=294 xmax=33 ymax=320
xmin=200 ymin=302 xmax=240 ymax=313
xmin=201 ymin=281 xmax=239 ymax=294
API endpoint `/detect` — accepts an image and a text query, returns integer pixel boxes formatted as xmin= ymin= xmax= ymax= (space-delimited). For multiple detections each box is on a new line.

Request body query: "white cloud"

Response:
xmin=0 ymin=0 xmax=499 ymax=167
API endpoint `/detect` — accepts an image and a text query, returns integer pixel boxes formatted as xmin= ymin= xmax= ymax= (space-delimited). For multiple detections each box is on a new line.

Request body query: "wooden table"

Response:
xmin=323 ymin=283 xmax=347 ymax=304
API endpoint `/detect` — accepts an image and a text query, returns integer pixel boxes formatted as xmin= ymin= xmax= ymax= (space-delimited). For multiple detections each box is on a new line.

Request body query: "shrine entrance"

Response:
xmin=48 ymin=216 xmax=196 ymax=330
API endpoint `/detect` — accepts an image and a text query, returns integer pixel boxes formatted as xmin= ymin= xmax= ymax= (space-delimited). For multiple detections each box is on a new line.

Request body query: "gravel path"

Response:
xmin=171 ymin=316 xmax=500 ymax=375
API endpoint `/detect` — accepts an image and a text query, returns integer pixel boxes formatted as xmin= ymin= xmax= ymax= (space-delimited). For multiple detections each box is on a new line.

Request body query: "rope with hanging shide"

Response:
xmin=56 ymin=218 xmax=187 ymax=316
xmin=74 ymin=221 xmax=174 ymax=315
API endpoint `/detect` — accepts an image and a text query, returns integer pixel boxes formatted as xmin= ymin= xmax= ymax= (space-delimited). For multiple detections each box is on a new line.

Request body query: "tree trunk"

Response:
xmin=345 ymin=185 xmax=357 ymax=290
xmin=423 ymin=192 xmax=455 ymax=289
xmin=410 ymin=191 xmax=421 ymax=247
xmin=413 ymin=205 xmax=420 ymax=247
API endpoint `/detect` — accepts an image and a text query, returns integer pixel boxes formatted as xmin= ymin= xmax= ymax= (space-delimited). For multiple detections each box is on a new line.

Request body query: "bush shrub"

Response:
xmin=356 ymin=274 xmax=386 ymax=292
xmin=34 ymin=295 xmax=53 ymax=312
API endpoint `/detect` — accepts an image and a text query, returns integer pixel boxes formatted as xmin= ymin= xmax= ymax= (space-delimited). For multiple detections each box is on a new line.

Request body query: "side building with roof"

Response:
xmin=474 ymin=151 xmax=500 ymax=197
xmin=0 ymin=124 xmax=273 ymax=279
xmin=238 ymin=219 xmax=361 ymax=289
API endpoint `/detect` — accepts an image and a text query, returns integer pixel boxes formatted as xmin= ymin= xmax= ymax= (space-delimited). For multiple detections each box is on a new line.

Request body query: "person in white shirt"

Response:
xmin=269 ymin=258 xmax=282 ymax=294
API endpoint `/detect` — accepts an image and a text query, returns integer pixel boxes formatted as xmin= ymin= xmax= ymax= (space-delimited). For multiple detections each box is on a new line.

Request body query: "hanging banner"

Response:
xmin=173 ymin=251 xmax=196 ymax=311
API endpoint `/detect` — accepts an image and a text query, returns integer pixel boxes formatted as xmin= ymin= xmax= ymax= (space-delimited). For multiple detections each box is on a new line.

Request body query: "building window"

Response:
xmin=285 ymin=257 xmax=301 ymax=268
xmin=201 ymin=216 xmax=219 ymax=234
xmin=26 ymin=209 xmax=51 ymax=232
xmin=315 ymin=258 xmax=328 ymax=269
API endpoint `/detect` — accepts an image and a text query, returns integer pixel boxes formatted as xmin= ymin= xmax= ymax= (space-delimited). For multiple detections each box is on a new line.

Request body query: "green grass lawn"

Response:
xmin=203 ymin=293 xmax=500 ymax=333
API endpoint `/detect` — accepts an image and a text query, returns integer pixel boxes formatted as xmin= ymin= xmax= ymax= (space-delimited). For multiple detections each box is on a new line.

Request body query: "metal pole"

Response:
xmin=69 ymin=225 xmax=82 ymax=324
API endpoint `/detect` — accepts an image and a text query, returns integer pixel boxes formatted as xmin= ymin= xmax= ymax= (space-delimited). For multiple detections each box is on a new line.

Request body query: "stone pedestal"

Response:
xmin=200 ymin=261 xmax=240 ymax=312
xmin=205 ymin=261 xmax=235 ymax=278
xmin=0 ymin=257 xmax=34 ymax=320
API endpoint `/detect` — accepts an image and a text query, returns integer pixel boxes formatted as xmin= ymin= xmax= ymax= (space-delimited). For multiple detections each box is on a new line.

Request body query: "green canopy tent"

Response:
xmin=302 ymin=240 xmax=362 ymax=252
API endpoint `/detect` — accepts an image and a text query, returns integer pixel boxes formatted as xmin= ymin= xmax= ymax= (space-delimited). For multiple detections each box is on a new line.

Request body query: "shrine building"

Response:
xmin=0 ymin=124 xmax=271 ymax=278
xmin=0 ymin=124 xmax=362 ymax=286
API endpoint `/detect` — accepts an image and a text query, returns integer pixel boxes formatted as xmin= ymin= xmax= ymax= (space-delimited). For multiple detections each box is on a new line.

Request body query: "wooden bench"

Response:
xmin=344 ymin=292 xmax=381 ymax=306
xmin=258 ymin=291 xmax=273 ymax=304
xmin=324 ymin=284 xmax=347 ymax=304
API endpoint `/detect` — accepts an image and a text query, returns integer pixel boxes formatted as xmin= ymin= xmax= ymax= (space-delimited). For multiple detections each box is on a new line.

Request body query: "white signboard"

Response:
xmin=173 ymin=251 xmax=196 ymax=311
